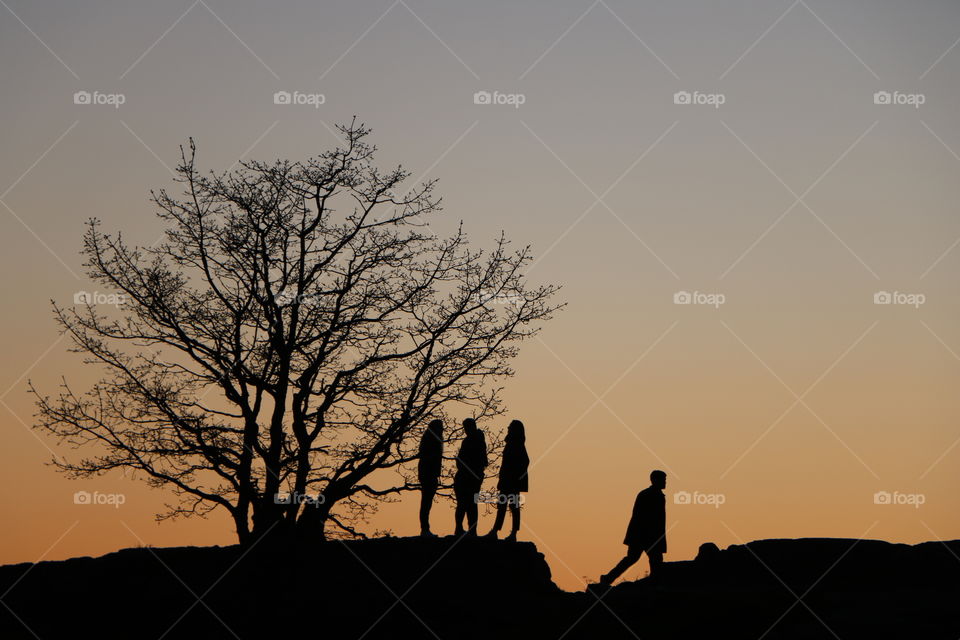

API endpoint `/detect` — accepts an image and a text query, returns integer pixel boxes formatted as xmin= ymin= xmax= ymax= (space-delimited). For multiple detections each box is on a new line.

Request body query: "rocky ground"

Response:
xmin=1 ymin=536 xmax=958 ymax=639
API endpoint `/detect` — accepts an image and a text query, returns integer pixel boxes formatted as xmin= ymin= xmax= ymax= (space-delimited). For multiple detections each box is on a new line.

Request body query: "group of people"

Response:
xmin=417 ymin=418 xmax=669 ymax=585
xmin=417 ymin=418 xmax=529 ymax=541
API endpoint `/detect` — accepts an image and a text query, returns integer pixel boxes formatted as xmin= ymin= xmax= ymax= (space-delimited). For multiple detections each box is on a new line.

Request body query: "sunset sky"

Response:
xmin=2 ymin=0 xmax=959 ymax=591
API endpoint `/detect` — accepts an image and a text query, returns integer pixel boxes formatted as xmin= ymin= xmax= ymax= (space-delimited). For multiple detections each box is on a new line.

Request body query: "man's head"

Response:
xmin=650 ymin=469 xmax=667 ymax=490
xmin=462 ymin=418 xmax=477 ymax=435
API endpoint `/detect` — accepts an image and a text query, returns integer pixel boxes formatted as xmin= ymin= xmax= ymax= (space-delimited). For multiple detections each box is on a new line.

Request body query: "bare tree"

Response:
xmin=31 ymin=119 xmax=560 ymax=543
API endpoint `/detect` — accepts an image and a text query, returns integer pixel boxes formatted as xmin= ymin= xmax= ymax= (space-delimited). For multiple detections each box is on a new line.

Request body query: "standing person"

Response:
xmin=417 ymin=419 xmax=444 ymax=537
xmin=453 ymin=418 xmax=487 ymax=536
xmin=598 ymin=470 xmax=668 ymax=585
xmin=485 ymin=420 xmax=528 ymax=541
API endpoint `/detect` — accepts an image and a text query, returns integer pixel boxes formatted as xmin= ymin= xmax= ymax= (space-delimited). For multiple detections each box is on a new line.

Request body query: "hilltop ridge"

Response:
xmin=1 ymin=536 xmax=958 ymax=639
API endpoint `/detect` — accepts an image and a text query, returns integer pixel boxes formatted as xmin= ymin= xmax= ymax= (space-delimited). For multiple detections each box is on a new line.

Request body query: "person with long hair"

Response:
xmin=417 ymin=419 xmax=444 ymax=537
xmin=485 ymin=420 xmax=528 ymax=541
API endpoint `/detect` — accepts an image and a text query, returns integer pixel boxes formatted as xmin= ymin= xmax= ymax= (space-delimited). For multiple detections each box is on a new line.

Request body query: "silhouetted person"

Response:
xmin=599 ymin=470 xmax=667 ymax=585
xmin=417 ymin=419 xmax=444 ymax=537
xmin=485 ymin=420 xmax=528 ymax=541
xmin=453 ymin=418 xmax=487 ymax=536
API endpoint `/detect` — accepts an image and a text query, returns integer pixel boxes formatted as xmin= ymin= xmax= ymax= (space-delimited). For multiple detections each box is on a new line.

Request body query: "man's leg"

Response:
xmin=600 ymin=546 xmax=642 ymax=585
xmin=647 ymin=550 xmax=664 ymax=578
xmin=454 ymin=486 xmax=466 ymax=533
xmin=465 ymin=485 xmax=480 ymax=535
xmin=419 ymin=486 xmax=436 ymax=534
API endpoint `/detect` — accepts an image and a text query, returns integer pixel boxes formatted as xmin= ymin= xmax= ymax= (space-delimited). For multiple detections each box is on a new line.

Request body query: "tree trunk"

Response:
xmin=296 ymin=499 xmax=330 ymax=542
xmin=249 ymin=496 xmax=289 ymax=544
xmin=233 ymin=509 xmax=251 ymax=545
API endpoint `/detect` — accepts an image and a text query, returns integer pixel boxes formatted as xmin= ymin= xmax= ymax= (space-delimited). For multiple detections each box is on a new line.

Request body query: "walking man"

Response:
xmin=598 ymin=470 xmax=668 ymax=585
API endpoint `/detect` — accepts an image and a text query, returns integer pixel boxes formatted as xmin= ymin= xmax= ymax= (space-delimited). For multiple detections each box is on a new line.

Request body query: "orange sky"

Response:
xmin=2 ymin=1 xmax=959 ymax=591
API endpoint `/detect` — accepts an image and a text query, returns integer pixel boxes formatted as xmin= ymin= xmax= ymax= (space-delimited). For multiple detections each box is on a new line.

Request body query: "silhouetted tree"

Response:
xmin=31 ymin=119 xmax=560 ymax=543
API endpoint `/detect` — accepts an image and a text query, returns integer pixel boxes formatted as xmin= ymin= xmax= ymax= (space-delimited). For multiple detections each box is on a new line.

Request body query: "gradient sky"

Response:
xmin=1 ymin=0 xmax=959 ymax=591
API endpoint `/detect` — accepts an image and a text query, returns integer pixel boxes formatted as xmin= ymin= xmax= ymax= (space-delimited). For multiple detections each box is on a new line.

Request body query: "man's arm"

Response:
xmin=624 ymin=491 xmax=645 ymax=541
